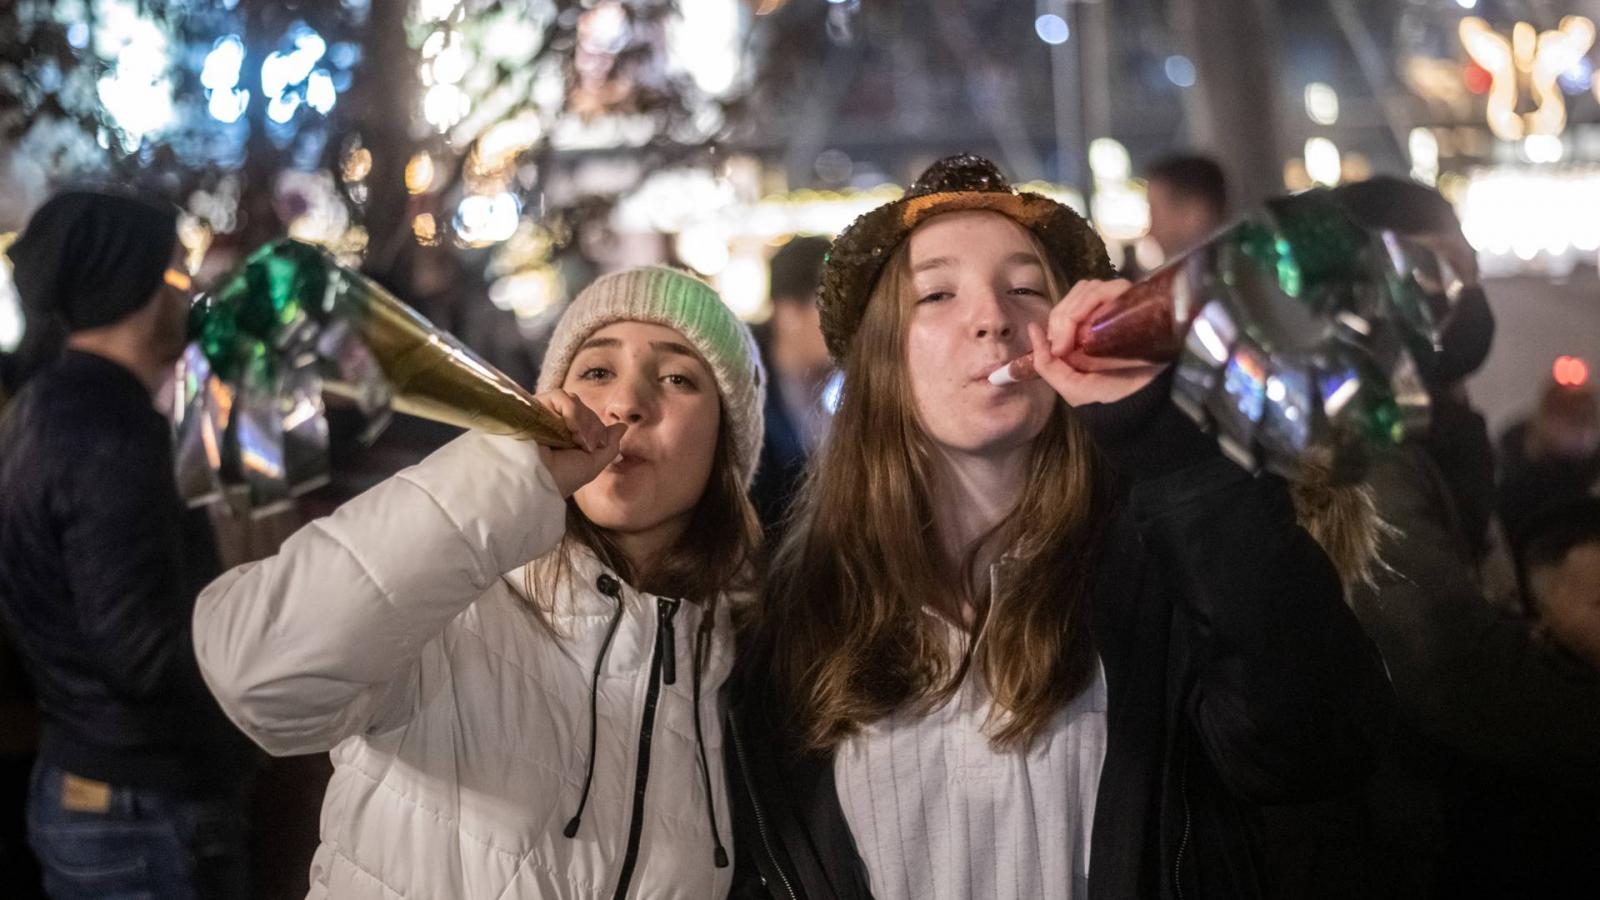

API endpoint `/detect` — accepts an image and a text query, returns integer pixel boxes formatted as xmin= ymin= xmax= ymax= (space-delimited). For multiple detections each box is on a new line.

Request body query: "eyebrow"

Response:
xmin=576 ymin=336 xmax=621 ymax=352
xmin=911 ymin=252 xmax=1044 ymax=275
xmin=651 ymin=340 xmax=702 ymax=361
xmin=574 ymin=336 xmax=705 ymax=364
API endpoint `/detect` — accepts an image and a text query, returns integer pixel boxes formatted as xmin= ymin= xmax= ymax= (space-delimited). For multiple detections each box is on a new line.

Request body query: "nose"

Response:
xmin=969 ymin=288 xmax=1016 ymax=342
xmin=600 ymin=374 xmax=658 ymax=426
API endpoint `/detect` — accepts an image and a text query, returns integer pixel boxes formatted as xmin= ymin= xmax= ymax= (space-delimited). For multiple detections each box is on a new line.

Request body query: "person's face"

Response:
xmin=1146 ymin=180 xmax=1216 ymax=259
xmin=1535 ymin=402 xmax=1600 ymax=460
xmin=772 ymin=293 xmax=830 ymax=375
xmin=903 ymin=211 xmax=1058 ymax=459
xmin=562 ymin=320 xmax=723 ymax=541
xmin=150 ymin=243 xmax=193 ymax=363
xmin=1527 ymin=542 xmax=1600 ymax=621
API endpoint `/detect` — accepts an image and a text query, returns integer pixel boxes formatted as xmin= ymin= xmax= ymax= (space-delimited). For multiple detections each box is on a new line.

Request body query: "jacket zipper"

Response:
xmin=610 ymin=597 xmax=680 ymax=900
xmin=727 ymin=711 xmax=799 ymax=900
xmin=1173 ymin=743 xmax=1192 ymax=900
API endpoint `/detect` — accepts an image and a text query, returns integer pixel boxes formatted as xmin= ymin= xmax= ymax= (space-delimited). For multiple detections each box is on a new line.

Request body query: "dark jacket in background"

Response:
xmin=1261 ymin=442 xmax=1600 ymax=899
xmin=749 ymin=326 xmax=809 ymax=543
xmin=727 ymin=378 xmax=1397 ymax=900
xmin=0 ymin=350 xmax=253 ymax=793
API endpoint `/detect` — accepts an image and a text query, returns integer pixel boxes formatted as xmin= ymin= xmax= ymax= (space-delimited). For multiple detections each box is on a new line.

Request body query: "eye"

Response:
xmin=576 ymin=366 xmax=612 ymax=382
xmin=662 ymin=372 xmax=700 ymax=390
xmin=917 ymin=291 xmax=954 ymax=304
xmin=1009 ymin=286 xmax=1047 ymax=298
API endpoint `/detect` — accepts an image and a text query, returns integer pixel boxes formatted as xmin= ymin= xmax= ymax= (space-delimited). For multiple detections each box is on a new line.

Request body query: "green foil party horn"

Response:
xmin=175 ymin=239 xmax=573 ymax=515
xmin=990 ymin=189 xmax=1436 ymax=482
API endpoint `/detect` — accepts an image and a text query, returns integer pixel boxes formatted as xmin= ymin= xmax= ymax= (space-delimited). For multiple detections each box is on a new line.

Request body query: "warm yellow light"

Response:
xmin=406 ymin=153 xmax=435 ymax=195
xmin=1341 ymin=152 xmax=1371 ymax=183
xmin=1528 ymin=17 xmax=1594 ymax=138
xmin=162 ymin=268 xmax=193 ymax=291
xmin=342 ymin=146 xmax=372 ymax=183
xmin=1461 ymin=16 xmax=1594 ymax=143
xmin=412 ymin=213 xmax=438 ymax=245
xmin=1513 ymin=22 xmax=1538 ymax=72
xmin=1283 ymin=159 xmax=1312 ymax=192
xmin=1461 ymin=17 xmax=1522 ymax=140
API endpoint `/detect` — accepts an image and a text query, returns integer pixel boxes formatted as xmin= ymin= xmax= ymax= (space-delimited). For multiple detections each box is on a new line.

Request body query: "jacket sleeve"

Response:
xmin=61 ymin=423 xmax=204 ymax=703
xmin=1077 ymin=375 xmax=1395 ymax=804
xmin=1354 ymin=447 xmax=1600 ymax=791
xmin=193 ymin=431 xmax=567 ymax=756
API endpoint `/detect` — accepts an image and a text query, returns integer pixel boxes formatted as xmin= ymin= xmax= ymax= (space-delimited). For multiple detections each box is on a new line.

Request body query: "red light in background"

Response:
xmin=1553 ymin=355 xmax=1589 ymax=387
xmin=1464 ymin=62 xmax=1493 ymax=95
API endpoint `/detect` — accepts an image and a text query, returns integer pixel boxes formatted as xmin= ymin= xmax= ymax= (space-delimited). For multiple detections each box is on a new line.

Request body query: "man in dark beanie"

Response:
xmin=0 ymin=191 xmax=256 ymax=899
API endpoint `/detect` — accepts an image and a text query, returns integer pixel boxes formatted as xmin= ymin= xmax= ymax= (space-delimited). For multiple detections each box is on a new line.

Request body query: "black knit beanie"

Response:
xmin=6 ymin=191 xmax=179 ymax=333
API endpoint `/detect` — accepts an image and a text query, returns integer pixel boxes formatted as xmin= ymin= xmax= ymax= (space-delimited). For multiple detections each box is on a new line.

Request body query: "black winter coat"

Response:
xmin=0 ymin=350 xmax=251 ymax=792
xmin=724 ymin=377 xmax=1396 ymax=900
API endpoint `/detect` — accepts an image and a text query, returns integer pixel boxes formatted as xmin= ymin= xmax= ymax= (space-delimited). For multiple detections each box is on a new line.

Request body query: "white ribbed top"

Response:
xmin=834 ymin=632 xmax=1107 ymax=900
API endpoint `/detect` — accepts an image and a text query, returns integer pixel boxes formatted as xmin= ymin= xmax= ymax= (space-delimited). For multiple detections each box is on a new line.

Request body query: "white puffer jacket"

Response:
xmin=193 ymin=432 xmax=737 ymax=899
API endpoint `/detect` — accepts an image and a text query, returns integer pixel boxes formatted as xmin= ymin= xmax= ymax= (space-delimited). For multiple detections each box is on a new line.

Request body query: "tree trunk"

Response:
xmin=355 ymin=0 xmax=419 ymax=279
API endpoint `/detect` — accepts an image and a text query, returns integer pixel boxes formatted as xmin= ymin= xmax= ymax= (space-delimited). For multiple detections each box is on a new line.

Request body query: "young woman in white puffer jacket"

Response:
xmin=194 ymin=267 xmax=765 ymax=899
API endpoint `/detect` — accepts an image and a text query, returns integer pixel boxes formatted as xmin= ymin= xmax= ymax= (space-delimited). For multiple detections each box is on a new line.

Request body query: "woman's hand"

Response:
xmin=1026 ymin=278 xmax=1167 ymax=407
xmin=531 ymin=390 xmax=627 ymax=497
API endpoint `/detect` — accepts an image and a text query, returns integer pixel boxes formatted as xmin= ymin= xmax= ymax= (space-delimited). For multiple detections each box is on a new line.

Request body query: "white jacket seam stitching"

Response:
xmin=392 ymin=471 xmax=496 ymax=588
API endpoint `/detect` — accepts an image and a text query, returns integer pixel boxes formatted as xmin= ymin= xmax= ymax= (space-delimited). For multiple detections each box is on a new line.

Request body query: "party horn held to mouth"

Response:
xmin=987 ymin=264 xmax=1186 ymax=386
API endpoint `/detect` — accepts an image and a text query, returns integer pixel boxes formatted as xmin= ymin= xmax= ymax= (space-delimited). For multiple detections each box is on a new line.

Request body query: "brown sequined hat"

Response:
xmin=818 ymin=153 xmax=1115 ymax=362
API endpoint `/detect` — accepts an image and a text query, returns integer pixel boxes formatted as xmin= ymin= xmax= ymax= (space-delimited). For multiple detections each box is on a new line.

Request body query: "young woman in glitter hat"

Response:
xmin=725 ymin=155 xmax=1394 ymax=900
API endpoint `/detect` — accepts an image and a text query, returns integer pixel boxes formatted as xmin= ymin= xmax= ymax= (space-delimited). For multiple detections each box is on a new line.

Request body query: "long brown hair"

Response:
xmin=752 ymin=229 xmax=1114 ymax=752
xmin=526 ymin=402 xmax=762 ymax=621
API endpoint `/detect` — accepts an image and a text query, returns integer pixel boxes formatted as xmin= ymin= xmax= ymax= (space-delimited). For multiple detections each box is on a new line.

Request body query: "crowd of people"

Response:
xmin=0 ymin=152 xmax=1596 ymax=900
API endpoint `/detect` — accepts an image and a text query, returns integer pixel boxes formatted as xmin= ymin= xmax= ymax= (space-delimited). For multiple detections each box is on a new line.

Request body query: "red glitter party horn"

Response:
xmin=989 ymin=261 xmax=1187 ymax=385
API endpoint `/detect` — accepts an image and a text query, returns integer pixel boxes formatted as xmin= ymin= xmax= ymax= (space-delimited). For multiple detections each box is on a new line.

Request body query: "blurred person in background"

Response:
xmin=0 ymin=191 xmax=257 ymax=899
xmin=1439 ymin=495 xmax=1600 ymax=899
xmin=750 ymin=235 xmax=834 ymax=539
xmin=1144 ymin=153 xmax=1228 ymax=260
xmin=1498 ymin=375 xmax=1600 ymax=543
xmin=1260 ymin=176 xmax=1600 ymax=900
xmin=1515 ymin=497 xmax=1600 ymax=673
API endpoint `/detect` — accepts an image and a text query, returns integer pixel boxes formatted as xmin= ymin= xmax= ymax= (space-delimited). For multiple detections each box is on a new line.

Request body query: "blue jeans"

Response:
xmin=25 ymin=764 xmax=250 ymax=900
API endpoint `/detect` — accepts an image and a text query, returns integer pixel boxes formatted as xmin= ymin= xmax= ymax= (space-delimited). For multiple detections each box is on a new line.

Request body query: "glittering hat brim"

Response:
xmin=818 ymin=189 xmax=1115 ymax=362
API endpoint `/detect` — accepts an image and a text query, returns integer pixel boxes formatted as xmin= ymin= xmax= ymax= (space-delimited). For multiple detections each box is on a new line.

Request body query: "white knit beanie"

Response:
xmin=537 ymin=266 xmax=766 ymax=487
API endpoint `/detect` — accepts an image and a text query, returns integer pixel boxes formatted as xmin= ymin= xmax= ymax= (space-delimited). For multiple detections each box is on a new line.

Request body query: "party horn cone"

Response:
xmin=1075 ymin=256 xmax=1189 ymax=362
xmin=333 ymin=264 xmax=574 ymax=446
xmin=178 ymin=239 xmax=572 ymax=514
xmin=990 ymin=189 xmax=1435 ymax=482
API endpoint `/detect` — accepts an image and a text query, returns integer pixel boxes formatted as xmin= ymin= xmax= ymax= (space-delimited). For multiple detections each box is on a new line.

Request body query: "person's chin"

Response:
xmin=577 ymin=479 xmax=653 ymax=523
xmin=975 ymin=402 xmax=1045 ymax=436
xmin=940 ymin=421 xmax=1043 ymax=457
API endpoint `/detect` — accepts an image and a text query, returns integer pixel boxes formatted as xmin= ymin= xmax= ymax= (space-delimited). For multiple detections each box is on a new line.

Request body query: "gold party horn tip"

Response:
xmin=335 ymin=266 xmax=576 ymax=448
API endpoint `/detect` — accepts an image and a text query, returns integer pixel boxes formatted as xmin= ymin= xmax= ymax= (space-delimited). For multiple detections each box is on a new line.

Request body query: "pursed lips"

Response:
xmin=606 ymin=443 xmax=652 ymax=472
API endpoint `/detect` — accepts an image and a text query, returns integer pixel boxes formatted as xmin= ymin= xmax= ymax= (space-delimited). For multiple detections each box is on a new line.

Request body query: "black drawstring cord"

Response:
xmin=691 ymin=612 xmax=730 ymax=868
xmin=565 ymin=574 xmax=625 ymax=839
